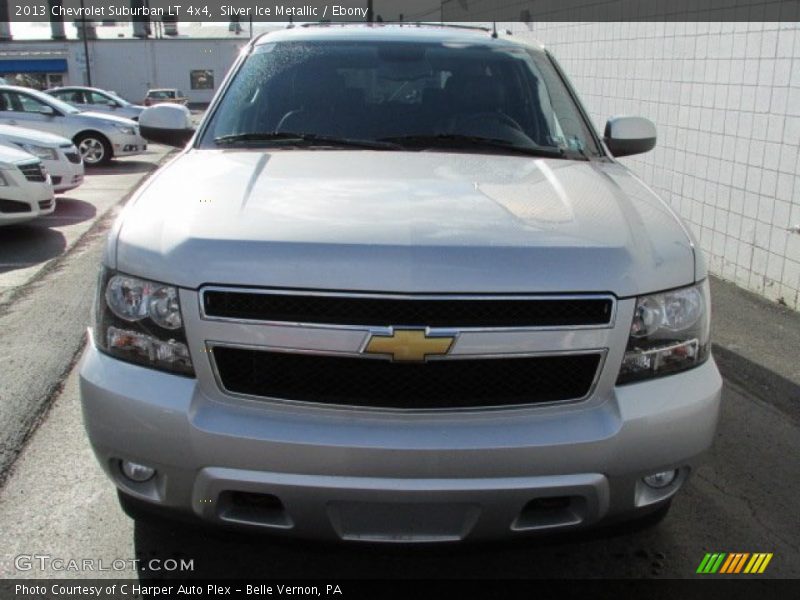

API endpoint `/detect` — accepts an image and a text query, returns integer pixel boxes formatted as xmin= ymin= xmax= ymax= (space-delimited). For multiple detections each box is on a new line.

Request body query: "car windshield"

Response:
xmin=104 ymin=91 xmax=130 ymax=106
xmin=149 ymin=91 xmax=175 ymax=99
xmin=200 ymin=39 xmax=600 ymax=158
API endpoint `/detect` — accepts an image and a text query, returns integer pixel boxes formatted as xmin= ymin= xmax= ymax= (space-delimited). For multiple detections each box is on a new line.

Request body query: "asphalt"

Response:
xmin=0 ymin=370 xmax=798 ymax=579
xmin=0 ymin=149 xmax=172 ymax=483
xmin=0 ymin=160 xmax=799 ymax=579
xmin=710 ymin=277 xmax=800 ymax=423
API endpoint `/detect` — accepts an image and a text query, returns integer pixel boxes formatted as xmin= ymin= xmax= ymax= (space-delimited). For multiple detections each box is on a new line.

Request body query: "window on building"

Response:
xmin=190 ymin=70 xmax=214 ymax=90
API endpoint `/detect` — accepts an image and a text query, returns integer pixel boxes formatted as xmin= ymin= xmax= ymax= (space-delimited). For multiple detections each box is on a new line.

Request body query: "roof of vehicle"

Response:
xmin=253 ymin=23 xmax=545 ymax=51
xmin=146 ymin=88 xmax=180 ymax=93
xmin=0 ymin=84 xmax=56 ymax=99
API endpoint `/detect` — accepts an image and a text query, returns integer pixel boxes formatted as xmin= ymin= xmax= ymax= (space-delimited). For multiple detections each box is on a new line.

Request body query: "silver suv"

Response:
xmin=80 ymin=25 xmax=722 ymax=542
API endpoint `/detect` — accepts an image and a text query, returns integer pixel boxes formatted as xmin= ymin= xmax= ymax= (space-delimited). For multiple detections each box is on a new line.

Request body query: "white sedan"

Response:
xmin=0 ymin=144 xmax=55 ymax=226
xmin=0 ymin=124 xmax=84 ymax=194
xmin=0 ymin=85 xmax=147 ymax=166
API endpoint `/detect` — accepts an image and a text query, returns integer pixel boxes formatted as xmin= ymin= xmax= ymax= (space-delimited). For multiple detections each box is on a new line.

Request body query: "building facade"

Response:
xmin=510 ymin=21 xmax=800 ymax=311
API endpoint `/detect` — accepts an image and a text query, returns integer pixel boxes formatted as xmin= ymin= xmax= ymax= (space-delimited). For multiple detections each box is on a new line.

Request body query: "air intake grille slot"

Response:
xmin=0 ymin=199 xmax=32 ymax=214
xmin=212 ymin=347 xmax=602 ymax=410
xmin=203 ymin=291 xmax=613 ymax=328
xmin=18 ymin=162 xmax=46 ymax=182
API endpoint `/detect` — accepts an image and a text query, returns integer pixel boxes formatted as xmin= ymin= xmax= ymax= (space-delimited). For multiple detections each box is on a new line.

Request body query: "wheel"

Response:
xmin=75 ymin=132 xmax=112 ymax=166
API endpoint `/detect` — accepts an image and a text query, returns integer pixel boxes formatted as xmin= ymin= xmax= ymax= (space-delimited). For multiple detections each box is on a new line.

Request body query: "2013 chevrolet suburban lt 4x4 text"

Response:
xmin=79 ymin=24 xmax=722 ymax=543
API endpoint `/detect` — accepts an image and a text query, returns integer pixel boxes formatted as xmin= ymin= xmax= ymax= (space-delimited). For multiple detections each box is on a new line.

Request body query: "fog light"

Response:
xmin=121 ymin=460 xmax=155 ymax=482
xmin=643 ymin=470 xmax=678 ymax=489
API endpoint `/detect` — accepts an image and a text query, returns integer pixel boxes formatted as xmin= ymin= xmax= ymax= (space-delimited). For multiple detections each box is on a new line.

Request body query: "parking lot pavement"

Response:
xmin=0 ymin=147 xmax=171 ymax=302
xmin=0 ymin=365 xmax=798 ymax=579
xmin=0 ymin=148 xmax=172 ymax=481
xmin=0 ymin=145 xmax=798 ymax=578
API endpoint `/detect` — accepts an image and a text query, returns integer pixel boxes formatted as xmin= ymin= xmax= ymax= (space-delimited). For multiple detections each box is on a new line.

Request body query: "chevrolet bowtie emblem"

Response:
xmin=363 ymin=329 xmax=455 ymax=362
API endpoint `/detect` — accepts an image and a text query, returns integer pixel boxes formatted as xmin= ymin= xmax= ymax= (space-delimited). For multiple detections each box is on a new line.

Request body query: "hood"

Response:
xmin=115 ymin=150 xmax=696 ymax=296
xmin=0 ymin=124 xmax=72 ymax=147
xmin=0 ymin=143 xmax=38 ymax=167
xmin=78 ymin=111 xmax=138 ymax=127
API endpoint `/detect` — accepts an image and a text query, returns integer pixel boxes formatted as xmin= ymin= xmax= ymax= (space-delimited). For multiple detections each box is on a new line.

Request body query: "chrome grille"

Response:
xmin=18 ymin=161 xmax=46 ymax=182
xmin=202 ymin=290 xmax=615 ymax=328
xmin=212 ymin=346 xmax=604 ymax=410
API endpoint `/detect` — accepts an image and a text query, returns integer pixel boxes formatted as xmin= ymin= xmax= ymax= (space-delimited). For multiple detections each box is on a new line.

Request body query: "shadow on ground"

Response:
xmin=132 ymin=507 xmax=672 ymax=580
xmin=86 ymin=159 xmax=159 ymax=176
xmin=0 ymin=198 xmax=96 ymax=274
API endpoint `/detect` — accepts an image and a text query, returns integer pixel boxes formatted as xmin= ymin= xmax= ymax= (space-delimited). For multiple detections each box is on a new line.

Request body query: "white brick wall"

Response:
xmin=511 ymin=22 xmax=800 ymax=310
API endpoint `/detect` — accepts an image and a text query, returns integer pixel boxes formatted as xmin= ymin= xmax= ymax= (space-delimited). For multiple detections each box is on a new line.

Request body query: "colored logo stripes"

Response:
xmin=696 ymin=552 xmax=773 ymax=574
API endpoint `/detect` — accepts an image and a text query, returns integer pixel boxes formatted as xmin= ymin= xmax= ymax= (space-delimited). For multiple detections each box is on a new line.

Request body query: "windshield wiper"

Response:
xmin=378 ymin=134 xmax=566 ymax=158
xmin=213 ymin=132 xmax=401 ymax=150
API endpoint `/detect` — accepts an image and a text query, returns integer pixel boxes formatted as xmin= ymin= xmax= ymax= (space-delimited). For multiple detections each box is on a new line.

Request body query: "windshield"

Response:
xmin=104 ymin=91 xmax=130 ymax=106
xmin=200 ymin=39 xmax=600 ymax=157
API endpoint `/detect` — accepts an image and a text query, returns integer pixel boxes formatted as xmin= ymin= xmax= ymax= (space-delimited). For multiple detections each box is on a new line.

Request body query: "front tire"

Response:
xmin=75 ymin=132 xmax=112 ymax=166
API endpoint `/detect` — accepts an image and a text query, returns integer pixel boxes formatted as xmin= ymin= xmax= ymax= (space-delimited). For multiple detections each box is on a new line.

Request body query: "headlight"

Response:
xmin=617 ymin=280 xmax=710 ymax=384
xmin=94 ymin=268 xmax=194 ymax=376
xmin=16 ymin=143 xmax=57 ymax=161
xmin=114 ymin=124 xmax=136 ymax=136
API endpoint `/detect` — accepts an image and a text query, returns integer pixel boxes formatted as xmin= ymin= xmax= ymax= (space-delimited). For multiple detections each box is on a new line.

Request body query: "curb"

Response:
xmin=713 ymin=343 xmax=800 ymax=424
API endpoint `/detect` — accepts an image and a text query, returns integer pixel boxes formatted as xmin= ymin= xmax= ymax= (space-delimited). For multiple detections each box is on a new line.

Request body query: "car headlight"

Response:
xmin=15 ymin=143 xmax=57 ymax=161
xmin=617 ymin=280 xmax=710 ymax=384
xmin=94 ymin=267 xmax=194 ymax=376
xmin=114 ymin=124 xmax=136 ymax=136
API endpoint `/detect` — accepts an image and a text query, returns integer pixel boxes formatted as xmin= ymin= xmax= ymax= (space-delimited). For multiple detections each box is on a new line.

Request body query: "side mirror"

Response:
xmin=39 ymin=105 xmax=56 ymax=116
xmin=139 ymin=104 xmax=195 ymax=147
xmin=603 ymin=116 xmax=656 ymax=157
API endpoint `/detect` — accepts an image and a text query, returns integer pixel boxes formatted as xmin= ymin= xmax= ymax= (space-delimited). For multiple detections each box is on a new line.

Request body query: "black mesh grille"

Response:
xmin=0 ymin=199 xmax=32 ymax=214
xmin=203 ymin=291 xmax=613 ymax=328
xmin=212 ymin=347 xmax=601 ymax=409
xmin=18 ymin=162 xmax=46 ymax=182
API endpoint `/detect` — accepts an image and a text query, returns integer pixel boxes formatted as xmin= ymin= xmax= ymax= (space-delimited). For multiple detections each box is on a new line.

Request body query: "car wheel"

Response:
xmin=75 ymin=133 xmax=112 ymax=166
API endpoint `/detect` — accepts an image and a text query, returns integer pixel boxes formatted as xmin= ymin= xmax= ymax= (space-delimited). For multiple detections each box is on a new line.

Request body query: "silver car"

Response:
xmin=0 ymin=85 xmax=147 ymax=166
xmin=45 ymin=86 xmax=146 ymax=122
xmin=80 ymin=25 xmax=722 ymax=542
xmin=0 ymin=144 xmax=55 ymax=226
xmin=0 ymin=124 xmax=84 ymax=194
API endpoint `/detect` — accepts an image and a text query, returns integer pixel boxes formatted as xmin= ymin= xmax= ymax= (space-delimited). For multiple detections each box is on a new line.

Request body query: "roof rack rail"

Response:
xmin=295 ymin=22 xmax=505 ymax=35
xmin=411 ymin=22 xmax=492 ymax=32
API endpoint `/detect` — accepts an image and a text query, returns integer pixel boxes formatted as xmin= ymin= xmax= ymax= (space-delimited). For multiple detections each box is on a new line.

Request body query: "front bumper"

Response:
xmin=0 ymin=172 xmax=54 ymax=225
xmin=110 ymin=133 xmax=147 ymax=157
xmin=79 ymin=343 xmax=722 ymax=542
xmin=45 ymin=155 xmax=84 ymax=193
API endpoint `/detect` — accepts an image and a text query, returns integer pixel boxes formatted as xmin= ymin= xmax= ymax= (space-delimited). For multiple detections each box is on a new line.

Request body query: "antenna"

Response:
xmin=491 ymin=22 xmax=498 ymax=38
